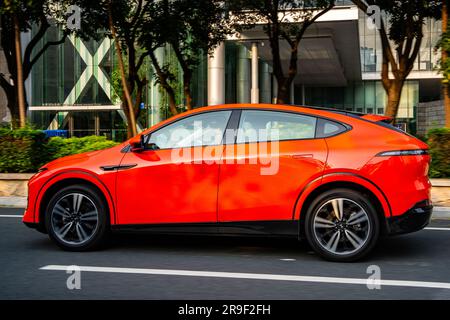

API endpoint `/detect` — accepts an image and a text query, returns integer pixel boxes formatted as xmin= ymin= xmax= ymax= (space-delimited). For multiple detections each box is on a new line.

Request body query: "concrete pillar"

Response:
xmin=260 ymin=62 xmax=271 ymax=103
xmin=150 ymin=47 xmax=164 ymax=124
xmin=251 ymin=42 xmax=259 ymax=104
xmin=236 ymin=45 xmax=250 ymax=103
xmin=208 ymin=42 xmax=225 ymax=105
xmin=94 ymin=112 xmax=100 ymax=136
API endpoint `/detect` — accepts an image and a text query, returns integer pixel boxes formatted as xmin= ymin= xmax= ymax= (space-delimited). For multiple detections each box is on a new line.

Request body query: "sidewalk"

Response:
xmin=1 ymin=196 xmax=449 ymax=218
xmin=0 ymin=197 xmax=27 ymax=209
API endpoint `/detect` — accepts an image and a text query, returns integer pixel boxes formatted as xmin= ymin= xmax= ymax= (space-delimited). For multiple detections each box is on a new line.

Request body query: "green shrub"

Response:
xmin=0 ymin=129 xmax=119 ymax=173
xmin=47 ymin=136 xmax=118 ymax=160
xmin=427 ymin=128 xmax=450 ymax=178
xmin=0 ymin=128 xmax=50 ymax=173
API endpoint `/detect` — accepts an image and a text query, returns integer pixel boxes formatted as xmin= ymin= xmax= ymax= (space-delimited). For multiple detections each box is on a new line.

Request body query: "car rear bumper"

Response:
xmin=386 ymin=201 xmax=433 ymax=235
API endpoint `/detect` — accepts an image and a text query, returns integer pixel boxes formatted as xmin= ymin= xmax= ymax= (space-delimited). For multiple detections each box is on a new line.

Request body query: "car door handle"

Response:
xmin=290 ymin=154 xmax=313 ymax=159
xmin=100 ymin=164 xmax=137 ymax=171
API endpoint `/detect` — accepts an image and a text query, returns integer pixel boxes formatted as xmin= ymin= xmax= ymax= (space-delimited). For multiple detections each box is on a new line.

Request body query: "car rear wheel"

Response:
xmin=304 ymin=188 xmax=380 ymax=262
xmin=45 ymin=184 xmax=109 ymax=251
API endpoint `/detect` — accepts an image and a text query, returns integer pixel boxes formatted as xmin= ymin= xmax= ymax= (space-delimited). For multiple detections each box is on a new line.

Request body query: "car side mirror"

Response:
xmin=130 ymin=135 xmax=144 ymax=153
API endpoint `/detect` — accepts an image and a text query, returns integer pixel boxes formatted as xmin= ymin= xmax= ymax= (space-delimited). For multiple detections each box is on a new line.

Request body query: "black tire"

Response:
xmin=45 ymin=184 xmax=110 ymax=251
xmin=304 ymin=188 xmax=380 ymax=262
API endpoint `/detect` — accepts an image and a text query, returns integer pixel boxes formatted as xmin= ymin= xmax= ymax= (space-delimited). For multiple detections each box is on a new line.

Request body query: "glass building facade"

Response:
xmin=28 ymin=3 xmax=442 ymax=140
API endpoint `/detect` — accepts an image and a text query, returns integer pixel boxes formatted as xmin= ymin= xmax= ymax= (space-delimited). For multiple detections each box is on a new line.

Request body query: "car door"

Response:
xmin=218 ymin=109 xmax=328 ymax=222
xmin=116 ymin=110 xmax=232 ymax=225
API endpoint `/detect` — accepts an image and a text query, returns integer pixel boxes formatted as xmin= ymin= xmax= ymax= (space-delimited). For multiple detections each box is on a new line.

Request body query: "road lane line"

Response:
xmin=40 ymin=265 xmax=450 ymax=290
xmin=425 ymin=227 xmax=450 ymax=231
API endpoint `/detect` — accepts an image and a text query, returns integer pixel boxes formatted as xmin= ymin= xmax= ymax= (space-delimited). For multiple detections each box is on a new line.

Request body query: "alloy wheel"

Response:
xmin=51 ymin=193 xmax=99 ymax=245
xmin=312 ymin=198 xmax=371 ymax=255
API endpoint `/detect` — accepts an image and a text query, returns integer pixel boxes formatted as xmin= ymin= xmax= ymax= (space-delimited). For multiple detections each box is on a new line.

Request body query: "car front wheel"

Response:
xmin=304 ymin=188 xmax=380 ymax=262
xmin=45 ymin=184 xmax=109 ymax=251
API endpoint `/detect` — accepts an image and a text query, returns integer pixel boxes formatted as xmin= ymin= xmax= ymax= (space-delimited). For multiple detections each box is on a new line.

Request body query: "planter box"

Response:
xmin=430 ymin=179 xmax=450 ymax=207
xmin=0 ymin=173 xmax=449 ymax=207
xmin=0 ymin=173 xmax=34 ymax=197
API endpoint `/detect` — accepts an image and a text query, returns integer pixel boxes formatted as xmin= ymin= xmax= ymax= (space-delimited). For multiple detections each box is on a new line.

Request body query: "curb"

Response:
xmin=0 ymin=197 xmax=27 ymax=209
xmin=431 ymin=207 xmax=450 ymax=219
xmin=0 ymin=197 xmax=449 ymax=219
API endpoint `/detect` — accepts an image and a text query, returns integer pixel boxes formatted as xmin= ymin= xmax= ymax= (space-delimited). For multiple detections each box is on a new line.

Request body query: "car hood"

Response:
xmin=43 ymin=149 xmax=105 ymax=169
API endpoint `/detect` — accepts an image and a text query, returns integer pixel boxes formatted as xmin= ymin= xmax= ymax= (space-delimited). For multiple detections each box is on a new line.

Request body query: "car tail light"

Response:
xmin=376 ymin=149 xmax=429 ymax=157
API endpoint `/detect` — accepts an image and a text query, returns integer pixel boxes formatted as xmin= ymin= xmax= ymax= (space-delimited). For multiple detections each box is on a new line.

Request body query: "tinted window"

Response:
xmin=316 ymin=118 xmax=347 ymax=138
xmin=145 ymin=111 xmax=232 ymax=149
xmin=237 ymin=110 xmax=317 ymax=143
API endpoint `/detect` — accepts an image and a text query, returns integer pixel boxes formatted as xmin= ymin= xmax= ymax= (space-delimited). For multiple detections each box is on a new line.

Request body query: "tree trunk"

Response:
xmin=444 ymin=86 xmax=450 ymax=127
xmin=165 ymin=86 xmax=178 ymax=116
xmin=171 ymin=44 xmax=192 ymax=111
xmin=384 ymin=80 xmax=404 ymax=120
xmin=13 ymin=14 xmax=26 ymax=128
xmin=122 ymin=100 xmax=135 ymax=139
xmin=276 ymin=78 xmax=290 ymax=104
xmin=135 ymin=81 xmax=145 ymax=119
xmin=183 ymin=71 xmax=193 ymax=110
xmin=148 ymin=50 xmax=178 ymax=116
xmin=108 ymin=3 xmax=138 ymax=138
xmin=8 ymin=95 xmax=19 ymax=128
xmin=443 ymin=1 xmax=450 ymax=128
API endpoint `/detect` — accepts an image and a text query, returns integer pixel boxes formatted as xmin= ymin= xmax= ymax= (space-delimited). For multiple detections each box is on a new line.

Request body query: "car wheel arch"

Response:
xmin=296 ymin=179 xmax=390 ymax=239
xmin=36 ymin=173 xmax=115 ymax=232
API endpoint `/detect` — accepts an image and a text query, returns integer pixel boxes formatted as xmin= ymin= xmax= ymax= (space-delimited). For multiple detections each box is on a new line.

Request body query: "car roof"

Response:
xmin=139 ymin=103 xmax=373 ymax=137
xmin=197 ymin=103 xmax=363 ymax=116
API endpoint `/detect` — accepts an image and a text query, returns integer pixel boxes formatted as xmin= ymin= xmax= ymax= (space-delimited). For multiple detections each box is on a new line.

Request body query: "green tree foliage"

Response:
xmin=0 ymin=128 xmax=118 ymax=173
xmin=353 ymin=0 xmax=442 ymax=120
xmin=427 ymin=128 xmax=450 ymax=178
xmin=228 ymin=0 xmax=335 ymax=104
xmin=74 ymin=0 xmax=162 ymax=136
xmin=0 ymin=0 xmax=102 ymax=127
xmin=436 ymin=22 xmax=450 ymax=85
xmin=0 ymin=127 xmax=49 ymax=172
xmin=46 ymin=136 xmax=118 ymax=159
xmin=141 ymin=0 xmax=231 ymax=110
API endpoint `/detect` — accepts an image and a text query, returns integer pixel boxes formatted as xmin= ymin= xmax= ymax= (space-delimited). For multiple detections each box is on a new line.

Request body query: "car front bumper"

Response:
xmin=386 ymin=201 xmax=433 ymax=235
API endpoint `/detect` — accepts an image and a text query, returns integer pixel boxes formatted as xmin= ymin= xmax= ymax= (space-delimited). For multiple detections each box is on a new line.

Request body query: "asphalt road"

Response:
xmin=2 ymin=207 xmax=450 ymax=300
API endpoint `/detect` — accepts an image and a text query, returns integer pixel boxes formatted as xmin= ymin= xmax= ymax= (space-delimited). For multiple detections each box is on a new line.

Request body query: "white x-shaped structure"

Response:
xmin=47 ymin=35 xmax=144 ymax=132
xmin=64 ymin=35 xmax=115 ymax=104
xmin=48 ymin=35 xmax=117 ymax=130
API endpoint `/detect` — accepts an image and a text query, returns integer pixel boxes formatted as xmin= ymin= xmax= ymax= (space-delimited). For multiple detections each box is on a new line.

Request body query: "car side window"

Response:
xmin=315 ymin=118 xmax=347 ymax=138
xmin=236 ymin=110 xmax=317 ymax=143
xmin=145 ymin=111 xmax=232 ymax=149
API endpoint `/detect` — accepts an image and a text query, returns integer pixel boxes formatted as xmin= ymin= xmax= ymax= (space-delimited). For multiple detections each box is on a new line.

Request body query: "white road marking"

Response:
xmin=280 ymin=258 xmax=296 ymax=261
xmin=41 ymin=264 xmax=450 ymax=290
xmin=425 ymin=227 xmax=450 ymax=231
xmin=0 ymin=215 xmax=23 ymax=218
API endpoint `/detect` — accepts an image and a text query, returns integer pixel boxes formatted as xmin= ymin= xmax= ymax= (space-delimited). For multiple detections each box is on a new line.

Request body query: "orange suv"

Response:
xmin=23 ymin=104 xmax=432 ymax=261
